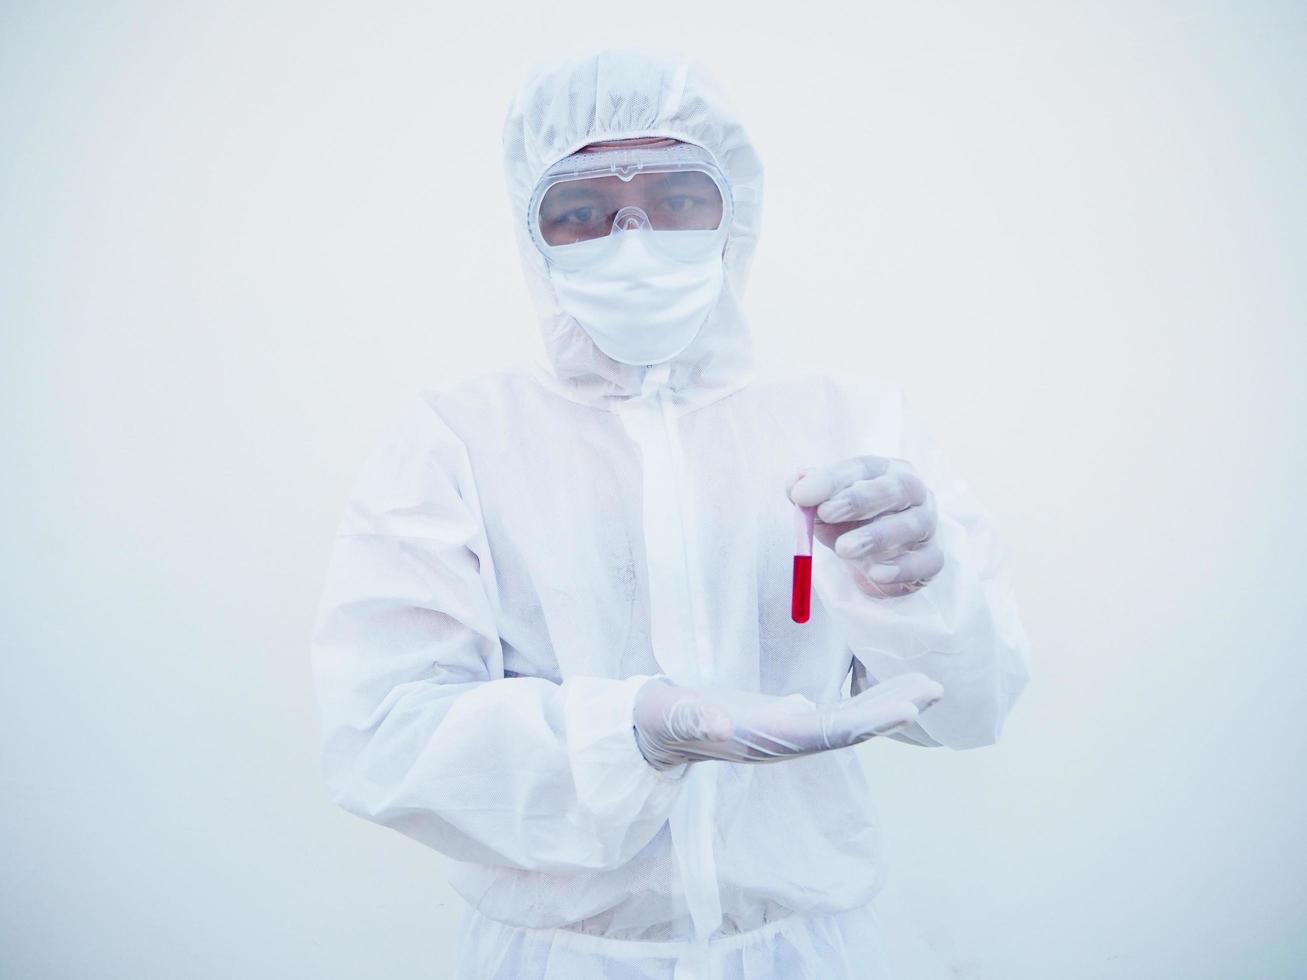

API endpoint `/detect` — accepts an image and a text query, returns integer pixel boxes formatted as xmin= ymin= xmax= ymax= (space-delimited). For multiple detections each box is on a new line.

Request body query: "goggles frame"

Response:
xmin=527 ymin=142 xmax=734 ymax=264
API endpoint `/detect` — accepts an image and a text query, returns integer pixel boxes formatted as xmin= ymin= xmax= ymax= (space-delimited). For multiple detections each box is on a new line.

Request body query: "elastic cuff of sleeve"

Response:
xmin=565 ymin=674 xmax=690 ymax=827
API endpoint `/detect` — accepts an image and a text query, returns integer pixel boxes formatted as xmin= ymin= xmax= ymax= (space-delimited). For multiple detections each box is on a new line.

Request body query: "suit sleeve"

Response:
xmin=813 ymin=382 xmax=1032 ymax=749
xmin=310 ymin=396 xmax=688 ymax=873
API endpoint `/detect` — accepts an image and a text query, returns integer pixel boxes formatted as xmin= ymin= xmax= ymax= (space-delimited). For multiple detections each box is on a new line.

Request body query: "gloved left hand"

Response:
xmin=632 ymin=673 xmax=944 ymax=770
xmin=788 ymin=456 xmax=943 ymax=597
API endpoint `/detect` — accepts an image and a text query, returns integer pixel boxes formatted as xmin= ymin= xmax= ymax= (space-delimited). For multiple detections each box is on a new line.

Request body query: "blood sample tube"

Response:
xmin=792 ymin=502 xmax=816 ymax=623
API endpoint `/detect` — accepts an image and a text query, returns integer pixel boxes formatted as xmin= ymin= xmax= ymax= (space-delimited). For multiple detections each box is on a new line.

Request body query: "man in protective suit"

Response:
xmin=311 ymin=48 xmax=1030 ymax=980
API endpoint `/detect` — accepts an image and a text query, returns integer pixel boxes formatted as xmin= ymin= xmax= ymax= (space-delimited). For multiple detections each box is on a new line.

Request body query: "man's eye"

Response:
xmin=662 ymin=196 xmax=695 ymax=213
xmin=563 ymin=207 xmax=601 ymax=225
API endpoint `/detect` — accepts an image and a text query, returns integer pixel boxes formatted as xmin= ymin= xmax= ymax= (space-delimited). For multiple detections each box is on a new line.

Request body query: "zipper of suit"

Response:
xmin=622 ymin=363 xmax=724 ymax=947
xmin=654 ymin=374 xmax=723 ymax=947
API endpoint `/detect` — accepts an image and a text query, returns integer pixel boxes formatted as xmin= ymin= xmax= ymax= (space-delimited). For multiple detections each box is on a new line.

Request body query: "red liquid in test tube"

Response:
xmin=792 ymin=503 xmax=816 ymax=623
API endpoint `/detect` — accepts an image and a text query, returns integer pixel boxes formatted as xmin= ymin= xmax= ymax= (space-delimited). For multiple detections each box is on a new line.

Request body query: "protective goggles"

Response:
xmin=527 ymin=142 xmax=733 ymax=268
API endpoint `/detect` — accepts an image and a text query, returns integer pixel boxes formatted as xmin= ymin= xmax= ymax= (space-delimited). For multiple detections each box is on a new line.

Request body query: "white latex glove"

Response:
xmin=632 ymin=673 xmax=944 ymax=770
xmin=787 ymin=456 xmax=943 ymax=598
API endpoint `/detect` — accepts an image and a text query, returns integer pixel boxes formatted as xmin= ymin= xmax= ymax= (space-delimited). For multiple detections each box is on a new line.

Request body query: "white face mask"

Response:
xmin=548 ymin=229 xmax=725 ymax=367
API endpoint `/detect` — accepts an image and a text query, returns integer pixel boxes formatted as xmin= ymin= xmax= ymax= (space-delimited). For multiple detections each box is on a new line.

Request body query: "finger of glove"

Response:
xmin=720 ymin=720 xmax=816 ymax=762
xmin=813 ymin=517 xmax=860 ymax=552
xmin=829 ymin=699 xmax=928 ymax=745
xmin=818 ymin=470 xmax=925 ymax=524
xmin=856 ymin=540 xmax=945 ymax=586
xmin=706 ymin=678 xmax=939 ymax=757
xmin=738 ymin=684 xmax=930 ymax=757
xmin=702 ymin=699 xmax=845 ymax=762
xmin=850 ymin=567 xmax=932 ymax=598
xmin=696 ymin=696 xmax=927 ymax=763
xmin=785 ymin=467 xmax=812 ymax=498
xmin=789 ymin=457 xmax=893 ymax=508
xmin=835 ymin=506 xmax=936 ymax=560
xmin=827 ymin=675 xmax=942 ymax=741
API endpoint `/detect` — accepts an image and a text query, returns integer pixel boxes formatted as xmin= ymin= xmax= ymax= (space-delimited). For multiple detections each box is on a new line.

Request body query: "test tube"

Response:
xmin=792 ymin=502 xmax=816 ymax=623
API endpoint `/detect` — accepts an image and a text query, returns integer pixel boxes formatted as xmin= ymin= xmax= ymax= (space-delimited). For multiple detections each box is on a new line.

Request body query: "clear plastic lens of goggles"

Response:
xmin=535 ymin=168 xmax=727 ymax=247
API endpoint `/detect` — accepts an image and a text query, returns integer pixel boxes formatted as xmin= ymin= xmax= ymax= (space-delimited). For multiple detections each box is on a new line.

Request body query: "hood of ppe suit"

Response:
xmin=502 ymin=49 xmax=764 ymax=406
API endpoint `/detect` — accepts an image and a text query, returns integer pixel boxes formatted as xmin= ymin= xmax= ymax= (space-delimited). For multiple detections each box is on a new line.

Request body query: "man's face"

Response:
xmin=536 ymin=137 xmax=725 ymax=247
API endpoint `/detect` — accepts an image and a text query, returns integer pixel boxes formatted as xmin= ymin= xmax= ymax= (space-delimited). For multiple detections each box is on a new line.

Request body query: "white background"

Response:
xmin=3 ymin=1 xmax=1305 ymax=977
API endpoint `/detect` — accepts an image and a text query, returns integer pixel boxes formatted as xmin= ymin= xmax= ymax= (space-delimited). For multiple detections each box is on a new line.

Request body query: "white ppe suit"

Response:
xmin=310 ymin=49 xmax=1031 ymax=980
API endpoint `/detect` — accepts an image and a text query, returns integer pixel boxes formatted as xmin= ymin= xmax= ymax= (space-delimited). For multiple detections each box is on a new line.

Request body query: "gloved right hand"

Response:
xmin=632 ymin=673 xmax=944 ymax=770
